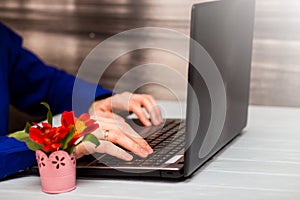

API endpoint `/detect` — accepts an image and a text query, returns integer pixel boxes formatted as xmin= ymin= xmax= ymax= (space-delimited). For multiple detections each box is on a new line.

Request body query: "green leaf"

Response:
xmin=60 ymin=126 xmax=75 ymax=150
xmin=8 ymin=131 xmax=43 ymax=151
xmin=67 ymin=146 xmax=76 ymax=155
xmin=24 ymin=122 xmax=32 ymax=133
xmin=67 ymin=134 xmax=100 ymax=155
xmin=41 ymin=102 xmax=52 ymax=126
xmin=82 ymin=134 xmax=100 ymax=147
xmin=9 ymin=131 xmax=29 ymax=141
xmin=24 ymin=138 xmax=43 ymax=151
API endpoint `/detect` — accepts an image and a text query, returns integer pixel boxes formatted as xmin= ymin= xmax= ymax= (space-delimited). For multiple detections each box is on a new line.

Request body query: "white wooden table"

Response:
xmin=1 ymin=101 xmax=300 ymax=200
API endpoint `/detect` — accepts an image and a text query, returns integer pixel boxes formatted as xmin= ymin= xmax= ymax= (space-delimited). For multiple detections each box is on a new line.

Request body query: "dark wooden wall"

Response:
xmin=1 ymin=0 xmax=300 ymax=130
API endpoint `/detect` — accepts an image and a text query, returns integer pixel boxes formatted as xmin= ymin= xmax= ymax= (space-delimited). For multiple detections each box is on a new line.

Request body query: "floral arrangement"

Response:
xmin=9 ymin=102 xmax=100 ymax=155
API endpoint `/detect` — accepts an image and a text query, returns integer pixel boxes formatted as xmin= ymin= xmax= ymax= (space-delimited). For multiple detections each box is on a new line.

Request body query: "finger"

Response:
xmin=129 ymin=103 xmax=152 ymax=127
xmin=130 ymin=137 xmax=153 ymax=154
xmin=92 ymin=121 xmax=153 ymax=155
xmin=146 ymin=95 xmax=163 ymax=123
xmin=121 ymin=123 xmax=153 ymax=154
xmin=89 ymin=98 xmax=112 ymax=114
xmin=105 ymin=128 xmax=150 ymax=158
xmin=140 ymin=96 xmax=163 ymax=126
xmin=94 ymin=111 xmax=125 ymax=122
xmin=95 ymin=141 xmax=133 ymax=161
xmin=93 ymin=117 xmax=153 ymax=157
xmin=77 ymin=140 xmax=133 ymax=161
xmin=92 ymin=114 xmax=125 ymax=132
xmin=93 ymin=121 xmax=153 ymax=157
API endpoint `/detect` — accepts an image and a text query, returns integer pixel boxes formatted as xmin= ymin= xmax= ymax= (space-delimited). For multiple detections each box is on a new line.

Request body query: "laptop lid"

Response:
xmin=184 ymin=0 xmax=255 ymax=177
xmin=75 ymin=0 xmax=255 ymax=179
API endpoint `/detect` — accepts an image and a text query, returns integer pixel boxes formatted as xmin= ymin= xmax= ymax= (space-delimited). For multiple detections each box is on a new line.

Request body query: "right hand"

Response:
xmin=75 ymin=116 xmax=153 ymax=161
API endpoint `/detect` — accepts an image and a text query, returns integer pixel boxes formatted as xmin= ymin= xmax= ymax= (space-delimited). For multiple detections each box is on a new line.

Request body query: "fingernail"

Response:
xmin=155 ymin=118 xmax=162 ymax=126
xmin=146 ymin=121 xmax=152 ymax=127
xmin=152 ymin=118 xmax=158 ymax=125
xmin=154 ymin=117 xmax=161 ymax=124
xmin=159 ymin=116 xmax=164 ymax=123
xmin=123 ymin=153 xmax=133 ymax=161
xmin=140 ymin=148 xmax=149 ymax=157
xmin=146 ymin=145 xmax=153 ymax=154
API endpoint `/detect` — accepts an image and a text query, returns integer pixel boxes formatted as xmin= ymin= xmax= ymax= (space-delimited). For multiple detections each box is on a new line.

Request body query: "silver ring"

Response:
xmin=104 ymin=130 xmax=109 ymax=141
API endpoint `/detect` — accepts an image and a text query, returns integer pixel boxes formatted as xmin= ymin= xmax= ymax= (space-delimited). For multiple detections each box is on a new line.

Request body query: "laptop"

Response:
xmin=76 ymin=0 xmax=255 ymax=179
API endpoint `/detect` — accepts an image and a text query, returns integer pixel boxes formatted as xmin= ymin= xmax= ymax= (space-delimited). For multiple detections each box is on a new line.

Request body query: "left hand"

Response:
xmin=89 ymin=92 xmax=163 ymax=126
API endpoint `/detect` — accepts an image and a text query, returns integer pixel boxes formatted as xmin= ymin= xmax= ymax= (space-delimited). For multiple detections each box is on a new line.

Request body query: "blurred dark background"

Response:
xmin=1 ymin=0 xmax=300 ymax=131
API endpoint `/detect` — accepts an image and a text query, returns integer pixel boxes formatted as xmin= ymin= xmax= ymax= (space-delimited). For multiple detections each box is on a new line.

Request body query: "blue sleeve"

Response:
xmin=9 ymin=46 xmax=112 ymax=116
xmin=0 ymin=136 xmax=36 ymax=180
xmin=0 ymin=23 xmax=112 ymax=179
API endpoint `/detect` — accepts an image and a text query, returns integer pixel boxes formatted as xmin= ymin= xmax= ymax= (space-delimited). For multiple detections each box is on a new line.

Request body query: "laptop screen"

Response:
xmin=184 ymin=0 xmax=255 ymax=177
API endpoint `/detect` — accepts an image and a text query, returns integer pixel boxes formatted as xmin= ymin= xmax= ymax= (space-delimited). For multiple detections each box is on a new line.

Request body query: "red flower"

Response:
xmin=61 ymin=111 xmax=75 ymax=128
xmin=75 ymin=113 xmax=99 ymax=136
xmin=10 ymin=102 xmax=100 ymax=154
xmin=29 ymin=122 xmax=70 ymax=152
xmin=60 ymin=111 xmax=99 ymax=146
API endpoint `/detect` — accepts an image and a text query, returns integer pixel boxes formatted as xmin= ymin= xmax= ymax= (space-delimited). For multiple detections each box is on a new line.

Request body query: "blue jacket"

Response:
xmin=0 ymin=22 xmax=112 ymax=179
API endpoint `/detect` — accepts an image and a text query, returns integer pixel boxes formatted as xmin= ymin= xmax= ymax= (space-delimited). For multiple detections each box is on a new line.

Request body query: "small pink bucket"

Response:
xmin=36 ymin=150 xmax=76 ymax=194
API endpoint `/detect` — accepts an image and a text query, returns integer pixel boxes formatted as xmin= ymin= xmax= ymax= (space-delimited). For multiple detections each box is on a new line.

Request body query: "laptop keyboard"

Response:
xmin=98 ymin=119 xmax=185 ymax=167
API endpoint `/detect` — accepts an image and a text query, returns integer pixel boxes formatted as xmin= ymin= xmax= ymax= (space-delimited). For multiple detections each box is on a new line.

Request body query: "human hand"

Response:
xmin=76 ymin=92 xmax=163 ymax=160
xmin=89 ymin=92 xmax=163 ymax=126
xmin=75 ymin=116 xmax=153 ymax=161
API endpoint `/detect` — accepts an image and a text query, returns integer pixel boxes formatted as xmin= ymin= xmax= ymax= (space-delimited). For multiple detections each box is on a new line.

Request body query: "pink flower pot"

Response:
xmin=36 ymin=150 xmax=76 ymax=194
